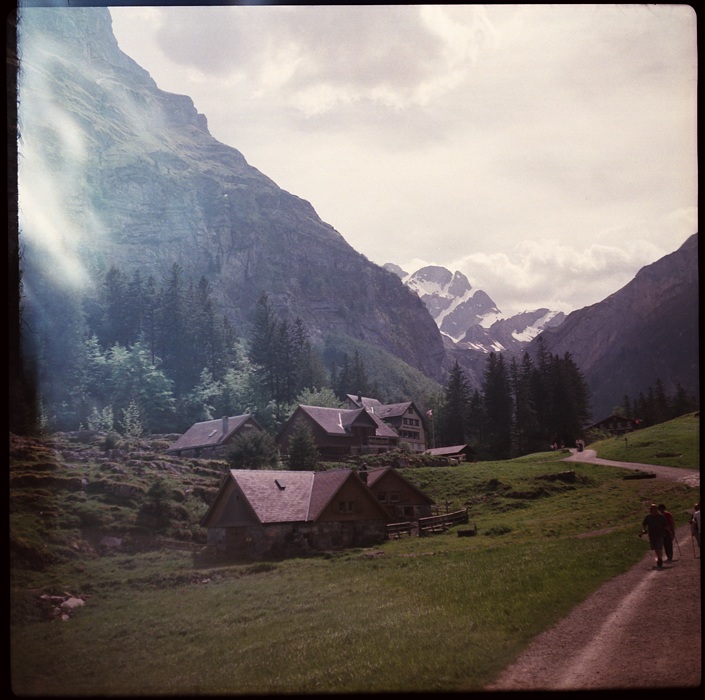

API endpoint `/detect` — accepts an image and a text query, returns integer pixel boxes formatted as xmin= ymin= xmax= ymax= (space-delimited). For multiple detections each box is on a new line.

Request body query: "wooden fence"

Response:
xmin=386 ymin=521 xmax=415 ymax=539
xmin=418 ymin=508 xmax=469 ymax=536
xmin=386 ymin=509 xmax=470 ymax=539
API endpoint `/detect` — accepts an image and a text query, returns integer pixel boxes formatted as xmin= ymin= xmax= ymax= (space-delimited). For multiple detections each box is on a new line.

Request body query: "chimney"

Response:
xmin=359 ymin=463 xmax=368 ymax=484
xmin=222 ymin=416 xmax=229 ymax=435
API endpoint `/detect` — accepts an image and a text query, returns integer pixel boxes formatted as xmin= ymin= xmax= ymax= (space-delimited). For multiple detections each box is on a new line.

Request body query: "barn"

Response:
xmin=200 ymin=468 xmax=390 ymax=559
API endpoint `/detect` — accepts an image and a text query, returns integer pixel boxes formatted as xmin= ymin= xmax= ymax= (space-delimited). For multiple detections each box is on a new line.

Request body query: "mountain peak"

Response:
xmin=393 ymin=263 xmax=563 ymax=352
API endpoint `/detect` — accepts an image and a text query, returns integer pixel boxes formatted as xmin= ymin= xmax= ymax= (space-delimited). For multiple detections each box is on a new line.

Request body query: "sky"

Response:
xmin=104 ymin=4 xmax=697 ymax=316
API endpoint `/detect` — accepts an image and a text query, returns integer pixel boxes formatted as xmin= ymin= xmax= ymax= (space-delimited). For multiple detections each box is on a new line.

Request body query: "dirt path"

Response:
xmin=485 ymin=451 xmax=701 ymax=691
xmin=563 ymin=448 xmax=700 ymax=488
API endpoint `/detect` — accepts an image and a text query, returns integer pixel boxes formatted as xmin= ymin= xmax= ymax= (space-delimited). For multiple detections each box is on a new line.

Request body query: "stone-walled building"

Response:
xmin=200 ymin=468 xmax=390 ymax=559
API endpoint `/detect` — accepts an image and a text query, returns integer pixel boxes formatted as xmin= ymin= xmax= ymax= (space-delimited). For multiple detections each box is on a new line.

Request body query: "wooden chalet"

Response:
xmin=345 ymin=394 xmax=428 ymax=453
xmin=424 ymin=444 xmax=473 ymax=463
xmin=277 ymin=405 xmax=399 ymax=460
xmin=167 ymin=414 xmax=264 ymax=457
xmin=200 ymin=469 xmax=390 ymax=558
xmin=361 ymin=465 xmax=435 ymax=521
xmin=585 ymin=415 xmax=641 ymax=437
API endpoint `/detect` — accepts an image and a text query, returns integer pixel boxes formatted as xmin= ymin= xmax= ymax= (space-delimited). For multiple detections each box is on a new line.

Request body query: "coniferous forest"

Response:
xmin=23 ymin=260 xmax=694 ymax=462
xmin=21 ymin=259 xmax=607 ymax=461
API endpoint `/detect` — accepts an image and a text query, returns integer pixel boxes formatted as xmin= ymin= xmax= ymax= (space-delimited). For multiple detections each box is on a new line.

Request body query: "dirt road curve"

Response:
xmin=485 ymin=451 xmax=701 ymax=692
xmin=564 ymin=448 xmax=700 ymax=488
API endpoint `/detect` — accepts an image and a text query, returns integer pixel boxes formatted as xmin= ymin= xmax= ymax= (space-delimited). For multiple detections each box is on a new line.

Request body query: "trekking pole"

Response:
xmin=673 ymin=532 xmax=682 ymax=557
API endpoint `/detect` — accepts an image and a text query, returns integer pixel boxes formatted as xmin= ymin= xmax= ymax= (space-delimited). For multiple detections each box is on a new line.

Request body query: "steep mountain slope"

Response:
xmin=530 ymin=233 xmax=699 ymax=419
xmin=17 ymin=7 xmax=445 ymax=381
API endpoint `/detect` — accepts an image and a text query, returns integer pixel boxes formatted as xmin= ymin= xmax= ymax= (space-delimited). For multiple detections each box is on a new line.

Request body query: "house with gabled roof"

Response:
xmin=276 ymin=405 xmax=399 ymax=460
xmin=345 ymin=394 xmax=428 ymax=453
xmin=361 ymin=465 xmax=435 ymax=521
xmin=584 ymin=415 xmax=641 ymax=437
xmin=425 ymin=444 xmax=474 ymax=463
xmin=200 ymin=468 xmax=390 ymax=558
xmin=167 ymin=414 xmax=264 ymax=458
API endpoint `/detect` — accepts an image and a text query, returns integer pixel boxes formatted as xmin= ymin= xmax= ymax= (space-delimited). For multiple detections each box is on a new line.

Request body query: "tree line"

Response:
xmin=618 ymin=379 xmax=698 ymax=428
xmin=27 ymin=264 xmax=377 ymax=436
xmin=431 ymin=339 xmax=591 ymax=460
xmin=29 ymin=263 xmax=672 ymax=465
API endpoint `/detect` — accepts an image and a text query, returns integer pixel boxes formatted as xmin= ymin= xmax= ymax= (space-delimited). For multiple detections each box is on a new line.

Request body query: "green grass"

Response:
xmin=9 ymin=416 xmax=700 ymax=695
xmin=587 ymin=412 xmax=700 ymax=468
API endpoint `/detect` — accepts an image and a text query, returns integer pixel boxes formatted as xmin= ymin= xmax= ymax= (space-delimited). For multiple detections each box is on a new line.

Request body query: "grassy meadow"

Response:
xmin=10 ymin=414 xmax=700 ymax=696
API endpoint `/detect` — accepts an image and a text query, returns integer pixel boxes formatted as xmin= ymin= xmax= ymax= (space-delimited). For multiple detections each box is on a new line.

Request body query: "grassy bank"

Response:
xmin=587 ymin=412 xmax=700 ymax=468
xmin=10 ymin=415 xmax=699 ymax=695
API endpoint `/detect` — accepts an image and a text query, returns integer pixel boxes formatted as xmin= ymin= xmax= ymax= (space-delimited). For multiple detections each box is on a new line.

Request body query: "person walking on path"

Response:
xmin=641 ymin=503 xmax=668 ymax=568
xmin=658 ymin=503 xmax=676 ymax=562
xmin=691 ymin=502 xmax=700 ymax=551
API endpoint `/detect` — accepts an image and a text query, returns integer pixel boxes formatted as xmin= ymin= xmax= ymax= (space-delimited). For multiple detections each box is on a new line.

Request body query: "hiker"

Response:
xmin=641 ymin=503 xmax=668 ymax=568
xmin=657 ymin=504 xmax=675 ymax=562
xmin=691 ymin=503 xmax=700 ymax=550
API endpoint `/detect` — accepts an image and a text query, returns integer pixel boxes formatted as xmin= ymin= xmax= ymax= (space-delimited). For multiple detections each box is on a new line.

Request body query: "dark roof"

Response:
xmin=205 ymin=468 xmax=388 ymax=525
xmin=585 ymin=415 xmax=639 ymax=430
xmin=346 ymin=394 xmax=383 ymax=409
xmin=168 ymin=414 xmax=260 ymax=453
xmin=228 ymin=469 xmax=315 ymax=523
xmin=297 ymin=405 xmax=398 ymax=439
xmin=425 ymin=445 xmax=469 ymax=456
xmin=372 ymin=401 xmax=414 ymax=419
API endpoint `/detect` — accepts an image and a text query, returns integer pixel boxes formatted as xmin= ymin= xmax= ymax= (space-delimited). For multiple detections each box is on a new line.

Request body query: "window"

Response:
xmin=377 ymin=492 xmax=387 ymax=502
xmin=389 ymin=492 xmax=400 ymax=503
xmin=338 ymin=501 xmax=355 ymax=513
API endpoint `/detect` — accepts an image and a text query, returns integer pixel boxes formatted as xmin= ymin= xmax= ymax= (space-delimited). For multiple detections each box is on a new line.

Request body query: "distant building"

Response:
xmin=584 ymin=415 xmax=641 ymax=436
xmin=424 ymin=444 xmax=474 ymax=463
xmin=167 ymin=415 xmax=264 ymax=458
xmin=345 ymin=394 xmax=428 ymax=452
xmin=277 ymin=405 xmax=399 ymax=460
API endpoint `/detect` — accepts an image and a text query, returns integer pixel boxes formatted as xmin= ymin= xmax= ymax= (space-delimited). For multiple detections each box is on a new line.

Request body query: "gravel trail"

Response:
xmin=485 ymin=451 xmax=701 ymax=691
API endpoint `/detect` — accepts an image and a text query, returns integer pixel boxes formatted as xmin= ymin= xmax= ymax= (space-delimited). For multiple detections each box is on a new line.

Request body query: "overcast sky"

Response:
xmin=108 ymin=4 xmax=697 ymax=316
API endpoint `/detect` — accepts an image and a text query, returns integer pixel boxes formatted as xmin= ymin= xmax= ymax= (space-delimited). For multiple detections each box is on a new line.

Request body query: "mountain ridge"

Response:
xmin=528 ymin=232 xmax=699 ymax=418
xmin=385 ymin=262 xmax=566 ymax=353
xmin=18 ymin=6 xmax=447 ymax=383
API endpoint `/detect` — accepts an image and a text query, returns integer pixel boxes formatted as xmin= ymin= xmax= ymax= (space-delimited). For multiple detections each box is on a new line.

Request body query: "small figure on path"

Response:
xmin=657 ymin=503 xmax=676 ymax=562
xmin=690 ymin=502 xmax=700 ymax=551
xmin=641 ymin=503 xmax=668 ymax=568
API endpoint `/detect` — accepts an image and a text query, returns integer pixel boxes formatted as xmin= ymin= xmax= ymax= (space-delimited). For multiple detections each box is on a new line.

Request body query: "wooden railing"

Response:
xmin=418 ymin=508 xmax=469 ymax=536
xmin=386 ymin=521 xmax=414 ymax=538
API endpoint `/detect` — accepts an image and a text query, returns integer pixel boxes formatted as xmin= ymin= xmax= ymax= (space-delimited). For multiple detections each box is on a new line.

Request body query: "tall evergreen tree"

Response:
xmin=481 ymin=352 xmax=513 ymax=459
xmin=249 ymin=292 xmax=280 ymax=398
xmin=156 ymin=263 xmax=190 ymax=392
xmin=287 ymin=422 xmax=320 ymax=471
xmin=439 ymin=361 xmax=471 ymax=446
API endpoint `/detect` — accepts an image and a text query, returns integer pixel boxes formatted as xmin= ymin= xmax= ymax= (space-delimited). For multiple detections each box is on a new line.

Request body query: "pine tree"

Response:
xmin=287 ymin=421 xmax=320 ymax=470
xmin=482 ymin=352 xmax=513 ymax=459
xmin=439 ymin=361 xmax=471 ymax=446
xmin=249 ymin=292 xmax=280 ymax=398
xmin=227 ymin=431 xmax=279 ymax=470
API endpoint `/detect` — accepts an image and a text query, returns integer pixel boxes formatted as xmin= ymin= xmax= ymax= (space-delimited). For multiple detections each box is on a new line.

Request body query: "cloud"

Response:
xmin=107 ymin=5 xmax=698 ymax=316
xmin=439 ymin=232 xmax=689 ymax=316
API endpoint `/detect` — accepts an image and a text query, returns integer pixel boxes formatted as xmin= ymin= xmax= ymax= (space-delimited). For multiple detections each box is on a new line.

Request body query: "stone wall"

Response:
xmin=206 ymin=520 xmax=387 ymax=559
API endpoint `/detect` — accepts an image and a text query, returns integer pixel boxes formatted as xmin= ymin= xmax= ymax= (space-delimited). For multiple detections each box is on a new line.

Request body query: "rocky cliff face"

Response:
xmin=530 ymin=233 xmax=699 ymax=419
xmin=17 ymin=7 xmax=446 ymax=381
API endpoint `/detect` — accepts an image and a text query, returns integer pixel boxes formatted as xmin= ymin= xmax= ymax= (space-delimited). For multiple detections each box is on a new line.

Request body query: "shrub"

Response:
xmin=227 ymin=431 xmax=280 ymax=470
